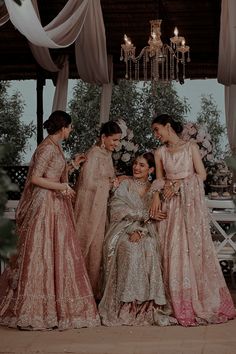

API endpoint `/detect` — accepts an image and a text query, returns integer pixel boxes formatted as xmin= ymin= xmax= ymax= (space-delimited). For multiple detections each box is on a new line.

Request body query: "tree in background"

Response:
xmin=196 ymin=94 xmax=226 ymax=159
xmin=65 ymin=80 xmax=190 ymax=156
xmin=0 ymin=146 xmax=17 ymax=261
xmin=0 ymin=82 xmax=35 ymax=165
xmin=111 ymin=81 xmax=190 ymax=151
xmin=65 ymin=81 xmax=101 ymax=157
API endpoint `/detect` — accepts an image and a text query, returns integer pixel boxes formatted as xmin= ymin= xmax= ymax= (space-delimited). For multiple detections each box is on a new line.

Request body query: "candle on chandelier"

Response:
xmin=124 ymin=34 xmax=132 ymax=46
xmin=151 ymin=32 xmax=157 ymax=40
xmin=174 ymin=27 xmax=178 ymax=37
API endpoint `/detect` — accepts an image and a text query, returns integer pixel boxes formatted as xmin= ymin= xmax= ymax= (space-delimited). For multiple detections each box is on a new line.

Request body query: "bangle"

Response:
xmin=71 ymin=160 xmax=80 ymax=171
xmin=61 ymin=183 xmax=70 ymax=195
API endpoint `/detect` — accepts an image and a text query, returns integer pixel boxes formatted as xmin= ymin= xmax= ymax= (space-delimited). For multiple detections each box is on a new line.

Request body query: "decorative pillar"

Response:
xmin=36 ymin=72 xmax=45 ymax=145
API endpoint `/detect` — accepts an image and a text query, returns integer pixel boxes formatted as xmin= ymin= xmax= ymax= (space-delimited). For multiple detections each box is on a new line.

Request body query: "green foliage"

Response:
xmin=110 ymin=81 xmax=190 ymax=151
xmin=64 ymin=81 xmax=101 ymax=156
xmin=66 ymin=80 xmax=190 ymax=155
xmin=196 ymin=94 xmax=226 ymax=159
xmin=0 ymin=146 xmax=17 ymax=259
xmin=0 ymin=81 xmax=35 ymax=165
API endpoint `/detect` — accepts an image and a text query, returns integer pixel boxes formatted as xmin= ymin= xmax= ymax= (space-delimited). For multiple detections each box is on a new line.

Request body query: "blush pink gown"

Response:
xmin=74 ymin=145 xmax=115 ymax=299
xmin=157 ymin=142 xmax=236 ymax=326
xmin=0 ymin=137 xmax=100 ymax=330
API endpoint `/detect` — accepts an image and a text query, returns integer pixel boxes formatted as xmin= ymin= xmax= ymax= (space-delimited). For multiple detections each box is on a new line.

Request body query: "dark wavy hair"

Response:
xmin=100 ymin=121 xmax=122 ymax=137
xmin=43 ymin=110 xmax=72 ymax=135
xmin=152 ymin=114 xmax=183 ymax=135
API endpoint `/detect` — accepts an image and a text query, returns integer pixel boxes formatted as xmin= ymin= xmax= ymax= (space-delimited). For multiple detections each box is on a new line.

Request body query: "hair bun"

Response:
xmin=173 ymin=120 xmax=183 ymax=134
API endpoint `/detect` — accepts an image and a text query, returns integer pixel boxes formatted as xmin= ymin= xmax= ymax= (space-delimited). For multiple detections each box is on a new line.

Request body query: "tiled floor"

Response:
xmin=0 ymin=281 xmax=236 ymax=354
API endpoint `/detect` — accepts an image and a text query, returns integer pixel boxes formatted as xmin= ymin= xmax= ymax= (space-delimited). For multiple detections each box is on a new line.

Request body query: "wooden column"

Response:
xmin=36 ymin=73 xmax=46 ymax=145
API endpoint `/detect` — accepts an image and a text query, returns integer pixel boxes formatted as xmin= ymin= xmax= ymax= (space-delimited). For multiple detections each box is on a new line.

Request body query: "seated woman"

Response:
xmin=99 ymin=152 xmax=176 ymax=326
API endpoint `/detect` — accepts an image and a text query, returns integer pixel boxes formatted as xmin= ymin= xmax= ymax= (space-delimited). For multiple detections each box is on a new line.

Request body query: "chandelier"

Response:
xmin=120 ymin=19 xmax=190 ymax=84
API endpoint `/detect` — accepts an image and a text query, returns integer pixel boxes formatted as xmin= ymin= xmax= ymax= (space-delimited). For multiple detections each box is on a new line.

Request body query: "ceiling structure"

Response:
xmin=0 ymin=0 xmax=221 ymax=82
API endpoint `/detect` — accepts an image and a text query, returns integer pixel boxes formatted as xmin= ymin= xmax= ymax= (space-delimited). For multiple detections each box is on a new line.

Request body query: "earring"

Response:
xmin=148 ymin=173 xmax=152 ymax=182
xmin=101 ymin=140 xmax=105 ymax=149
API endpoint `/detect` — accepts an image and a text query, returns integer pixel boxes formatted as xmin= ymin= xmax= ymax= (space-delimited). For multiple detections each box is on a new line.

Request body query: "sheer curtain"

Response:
xmin=218 ymin=0 xmax=236 ymax=157
xmin=3 ymin=0 xmax=112 ymax=119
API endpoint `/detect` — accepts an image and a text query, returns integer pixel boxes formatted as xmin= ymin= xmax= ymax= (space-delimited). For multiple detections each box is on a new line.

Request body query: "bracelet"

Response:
xmin=71 ymin=160 xmax=80 ymax=171
xmin=61 ymin=184 xmax=70 ymax=195
xmin=150 ymin=179 xmax=165 ymax=194
xmin=171 ymin=181 xmax=180 ymax=195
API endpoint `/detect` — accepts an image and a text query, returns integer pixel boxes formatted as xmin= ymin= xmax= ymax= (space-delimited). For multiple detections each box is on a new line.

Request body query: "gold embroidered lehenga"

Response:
xmin=0 ymin=137 xmax=100 ymax=330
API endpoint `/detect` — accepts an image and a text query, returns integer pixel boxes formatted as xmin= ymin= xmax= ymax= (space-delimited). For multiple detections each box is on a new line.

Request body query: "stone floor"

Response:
xmin=0 ymin=286 xmax=236 ymax=354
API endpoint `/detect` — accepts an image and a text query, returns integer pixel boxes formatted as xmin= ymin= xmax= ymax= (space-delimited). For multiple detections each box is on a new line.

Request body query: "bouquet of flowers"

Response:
xmin=181 ymin=122 xmax=214 ymax=166
xmin=112 ymin=118 xmax=139 ymax=175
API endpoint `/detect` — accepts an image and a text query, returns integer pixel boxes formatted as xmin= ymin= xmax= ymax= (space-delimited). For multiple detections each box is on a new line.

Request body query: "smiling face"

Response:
xmin=152 ymin=122 xmax=169 ymax=144
xmin=132 ymin=156 xmax=154 ymax=181
xmin=102 ymin=133 xmax=121 ymax=152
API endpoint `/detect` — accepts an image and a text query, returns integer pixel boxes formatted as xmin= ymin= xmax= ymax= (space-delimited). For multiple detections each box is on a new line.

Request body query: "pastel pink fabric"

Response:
xmin=0 ymin=137 xmax=100 ymax=330
xmin=157 ymin=142 xmax=236 ymax=326
xmin=74 ymin=145 xmax=115 ymax=299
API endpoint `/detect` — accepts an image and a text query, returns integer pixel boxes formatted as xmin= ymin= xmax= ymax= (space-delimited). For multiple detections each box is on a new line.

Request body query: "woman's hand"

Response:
xmin=163 ymin=180 xmax=180 ymax=200
xmin=61 ymin=183 xmax=76 ymax=200
xmin=151 ymin=210 xmax=167 ymax=221
xmin=112 ymin=177 xmax=120 ymax=189
xmin=73 ymin=153 xmax=87 ymax=167
xmin=149 ymin=192 xmax=162 ymax=219
xmin=129 ymin=231 xmax=143 ymax=243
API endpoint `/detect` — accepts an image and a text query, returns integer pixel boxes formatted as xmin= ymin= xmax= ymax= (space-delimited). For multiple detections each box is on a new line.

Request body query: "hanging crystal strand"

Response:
xmin=165 ymin=48 xmax=169 ymax=81
xmin=143 ymin=53 xmax=147 ymax=82
xmin=120 ymin=48 xmax=123 ymax=61
xmin=156 ymin=50 xmax=159 ymax=81
xmin=129 ymin=59 xmax=132 ymax=80
xmin=170 ymin=52 xmax=174 ymax=80
xmin=161 ymin=50 xmax=165 ymax=81
xmin=125 ymin=60 xmax=129 ymax=79
xmin=187 ymin=51 xmax=191 ymax=62
xmin=176 ymin=51 xmax=179 ymax=81
xmin=134 ymin=60 xmax=138 ymax=80
xmin=150 ymin=56 xmax=153 ymax=81
xmin=151 ymin=52 xmax=158 ymax=95
xmin=182 ymin=52 xmax=186 ymax=79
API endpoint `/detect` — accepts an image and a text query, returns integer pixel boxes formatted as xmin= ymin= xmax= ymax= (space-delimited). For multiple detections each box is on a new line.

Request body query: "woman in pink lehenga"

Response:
xmin=74 ymin=121 xmax=122 ymax=301
xmin=0 ymin=111 xmax=100 ymax=330
xmin=150 ymin=114 xmax=236 ymax=326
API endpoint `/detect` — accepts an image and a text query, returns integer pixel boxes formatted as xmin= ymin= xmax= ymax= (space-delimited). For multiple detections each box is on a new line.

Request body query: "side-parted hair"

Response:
xmin=152 ymin=114 xmax=183 ymax=135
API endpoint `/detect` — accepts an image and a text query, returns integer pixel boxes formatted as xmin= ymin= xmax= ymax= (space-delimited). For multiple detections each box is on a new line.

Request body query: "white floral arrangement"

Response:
xmin=113 ymin=118 xmax=139 ymax=175
xmin=206 ymin=159 xmax=233 ymax=188
xmin=181 ymin=122 xmax=214 ymax=165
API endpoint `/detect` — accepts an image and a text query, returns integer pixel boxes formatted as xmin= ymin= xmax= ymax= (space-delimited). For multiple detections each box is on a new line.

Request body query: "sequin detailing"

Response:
xmin=157 ymin=142 xmax=236 ymax=325
xmin=0 ymin=137 xmax=100 ymax=330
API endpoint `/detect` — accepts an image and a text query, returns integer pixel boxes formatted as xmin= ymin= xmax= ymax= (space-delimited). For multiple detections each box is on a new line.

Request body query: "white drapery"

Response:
xmin=218 ymin=0 xmax=236 ymax=156
xmin=2 ymin=0 xmax=111 ymax=121
xmin=0 ymin=3 xmax=9 ymax=26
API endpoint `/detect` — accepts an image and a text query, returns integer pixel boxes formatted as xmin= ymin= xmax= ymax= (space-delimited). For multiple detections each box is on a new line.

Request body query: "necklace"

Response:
xmin=133 ymin=178 xmax=149 ymax=187
xmin=167 ymin=139 xmax=183 ymax=148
